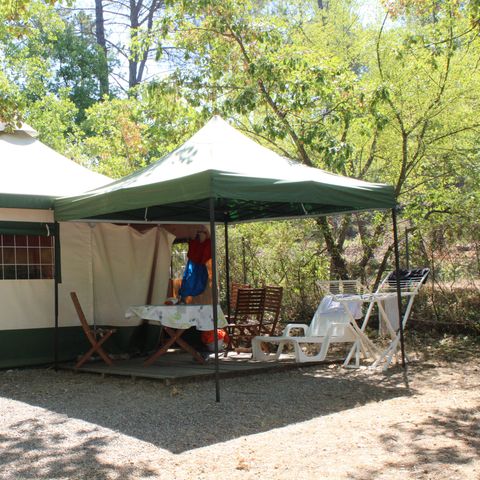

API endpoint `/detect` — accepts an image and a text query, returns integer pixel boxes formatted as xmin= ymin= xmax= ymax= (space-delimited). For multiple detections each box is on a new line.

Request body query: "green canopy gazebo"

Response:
xmin=55 ymin=116 xmax=394 ymax=223
xmin=54 ymin=116 xmax=402 ymax=400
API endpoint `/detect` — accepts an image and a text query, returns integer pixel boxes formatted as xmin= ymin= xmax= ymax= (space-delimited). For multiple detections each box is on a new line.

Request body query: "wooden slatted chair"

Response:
xmin=70 ymin=292 xmax=116 ymax=369
xmin=229 ymin=282 xmax=251 ymax=316
xmin=260 ymin=286 xmax=283 ymax=336
xmin=225 ymin=287 xmax=266 ymax=354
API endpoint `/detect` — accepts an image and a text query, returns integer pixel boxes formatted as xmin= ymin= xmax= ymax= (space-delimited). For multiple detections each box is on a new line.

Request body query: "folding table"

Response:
xmin=125 ymin=304 xmax=227 ymax=366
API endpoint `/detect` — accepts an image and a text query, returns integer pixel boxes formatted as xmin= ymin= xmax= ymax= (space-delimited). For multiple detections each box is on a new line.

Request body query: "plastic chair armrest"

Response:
xmin=283 ymin=324 xmax=309 ymax=336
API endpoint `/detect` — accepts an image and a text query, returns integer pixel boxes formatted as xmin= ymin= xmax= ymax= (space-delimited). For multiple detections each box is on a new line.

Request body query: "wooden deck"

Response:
xmin=61 ymin=350 xmax=317 ymax=384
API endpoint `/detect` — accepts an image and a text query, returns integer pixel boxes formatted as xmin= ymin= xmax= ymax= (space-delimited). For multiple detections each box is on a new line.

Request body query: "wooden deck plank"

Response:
xmin=60 ymin=351 xmax=316 ymax=383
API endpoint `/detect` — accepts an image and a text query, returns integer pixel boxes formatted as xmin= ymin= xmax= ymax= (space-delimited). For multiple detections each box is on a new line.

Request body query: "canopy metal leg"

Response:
xmin=391 ymin=208 xmax=406 ymax=368
xmin=224 ymin=221 xmax=231 ymax=322
xmin=54 ymin=222 xmax=62 ymax=371
xmin=209 ymin=198 xmax=220 ymax=402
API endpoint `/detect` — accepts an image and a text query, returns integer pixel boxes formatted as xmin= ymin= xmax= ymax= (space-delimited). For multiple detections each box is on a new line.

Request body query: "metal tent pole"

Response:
xmin=209 ymin=198 xmax=221 ymax=402
xmin=392 ymin=208 xmax=406 ymax=368
xmin=54 ymin=222 xmax=62 ymax=371
xmin=405 ymin=228 xmax=410 ymax=270
xmin=224 ymin=221 xmax=231 ymax=322
xmin=242 ymin=236 xmax=247 ymax=284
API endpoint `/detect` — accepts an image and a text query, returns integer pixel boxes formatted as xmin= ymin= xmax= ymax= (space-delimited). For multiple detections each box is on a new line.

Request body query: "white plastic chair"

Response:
xmin=252 ymin=283 xmax=378 ymax=364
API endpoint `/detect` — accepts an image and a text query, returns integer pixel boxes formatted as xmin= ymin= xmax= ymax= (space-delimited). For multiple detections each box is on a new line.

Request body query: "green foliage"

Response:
xmin=40 ymin=12 xmax=111 ymax=121
xmin=216 ymin=220 xmax=330 ymax=322
xmin=0 ymin=0 xmax=61 ymax=123
xmin=80 ymin=84 xmax=204 ymax=177
xmin=82 ymin=97 xmax=149 ymax=177
xmin=159 ymin=0 xmax=361 ymax=169
xmin=142 ymin=82 xmax=206 ymax=158
xmin=0 ymin=72 xmax=24 ymax=126
xmin=26 ymin=89 xmax=84 ymax=158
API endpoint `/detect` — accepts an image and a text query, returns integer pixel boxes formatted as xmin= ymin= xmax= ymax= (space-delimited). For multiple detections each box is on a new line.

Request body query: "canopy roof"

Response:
xmin=54 ymin=116 xmax=395 ymax=223
xmin=0 ymin=124 xmax=110 ymax=209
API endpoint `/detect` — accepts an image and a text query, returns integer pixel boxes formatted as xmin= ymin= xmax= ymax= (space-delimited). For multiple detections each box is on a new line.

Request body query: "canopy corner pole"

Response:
xmin=54 ymin=221 xmax=62 ymax=371
xmin=224 ymin=220 xmax=231 ymax=322
xmin=391 ymin=208 xmax=406 ymax=369
xmin=209 ymin=198 xmax=220 ymax=402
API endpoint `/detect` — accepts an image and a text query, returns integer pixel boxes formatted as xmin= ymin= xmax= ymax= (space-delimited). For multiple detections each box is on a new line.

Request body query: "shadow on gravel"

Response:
xmin=0 ymin=365 xmax=410 ymax=478
xmin=0 ymin=418 xmax=158 ymax=480
xmin=347 ymin=402 xmax=480 ymax=480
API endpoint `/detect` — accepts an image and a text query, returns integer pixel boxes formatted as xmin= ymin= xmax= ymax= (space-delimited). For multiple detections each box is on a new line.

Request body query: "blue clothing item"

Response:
xmin=178 ymin=260 xmax=208 ymax=298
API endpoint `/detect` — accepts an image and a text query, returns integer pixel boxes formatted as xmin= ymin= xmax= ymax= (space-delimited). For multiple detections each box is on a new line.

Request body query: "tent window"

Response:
xmin=0 ymin=234 xmax=54 ymax=280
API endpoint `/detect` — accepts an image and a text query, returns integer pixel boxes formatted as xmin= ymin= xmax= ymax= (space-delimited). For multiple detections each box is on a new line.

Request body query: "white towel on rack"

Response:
xmin=379 ymin=295 xmax=400 ymax=335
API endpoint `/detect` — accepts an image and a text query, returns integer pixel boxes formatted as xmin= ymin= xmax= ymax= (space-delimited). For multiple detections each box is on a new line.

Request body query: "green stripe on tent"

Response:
xmin=0 ymin=193 xmax=55 ymax=209
xmin=0 ymin=221 xmax=55 ymax=236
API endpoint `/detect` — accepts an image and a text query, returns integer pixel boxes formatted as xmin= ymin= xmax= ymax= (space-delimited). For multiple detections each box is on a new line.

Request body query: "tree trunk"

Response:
xmin=129 ymin=0 xmax=140 ymax=88
xmin=317 ymin=217 xmax=349 ymax=279
xmin=94 ymin=0 xmax=109 ymax=96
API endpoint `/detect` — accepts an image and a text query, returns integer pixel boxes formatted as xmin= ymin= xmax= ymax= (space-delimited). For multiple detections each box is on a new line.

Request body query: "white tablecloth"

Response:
xmin=125 ymin=304 xmax=227 ymax=331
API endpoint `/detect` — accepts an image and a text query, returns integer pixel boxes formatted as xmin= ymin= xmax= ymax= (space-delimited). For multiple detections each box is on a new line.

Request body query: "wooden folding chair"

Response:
xmin=70 ymin=292 xmax=116 ymax=369
xmin=260 ymin=286 xmax=283 ymax=336
xmin=225 ymin=287 xmax=265 ymax=353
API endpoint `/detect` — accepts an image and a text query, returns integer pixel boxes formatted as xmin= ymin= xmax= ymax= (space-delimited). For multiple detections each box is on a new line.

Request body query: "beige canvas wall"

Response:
xmin=91 ymin=223 xmax=174 ymax=326
xmin=0 ymin=222 xmax=173 ymax=330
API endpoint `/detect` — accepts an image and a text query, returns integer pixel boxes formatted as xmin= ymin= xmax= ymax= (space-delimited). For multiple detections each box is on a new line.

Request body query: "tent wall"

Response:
xmin=58 ymin=222 xmax=96 ymax=327
xmin=0 ymin=281 xmax=55 ymax=331
xmin=91 ymin=223 xmax=173 ymax=326
xmin=0 ymin=221 xmax=173 ymax=368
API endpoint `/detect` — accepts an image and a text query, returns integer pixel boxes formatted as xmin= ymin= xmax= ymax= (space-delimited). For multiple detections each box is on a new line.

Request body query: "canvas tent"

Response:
xmin=54 ymin=116 xmax=401 ymax=401
xmin=0 ymin=122 xmax=109 ymax=209
xmin=0 ymin=124 xmax=174 ymax=368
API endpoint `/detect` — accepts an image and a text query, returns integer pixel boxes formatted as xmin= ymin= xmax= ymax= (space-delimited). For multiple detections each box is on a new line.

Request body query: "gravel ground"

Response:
xmin=0 ymin=354 xmax=479 ymax=480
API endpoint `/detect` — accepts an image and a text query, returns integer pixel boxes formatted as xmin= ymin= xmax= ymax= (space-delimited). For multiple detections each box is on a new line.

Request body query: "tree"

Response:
xmin=0 ymin=0 xmax=60 ymax=125
xmin=73 ymin=0 xmax=168 ymax=91
xmin=79 ymin=82 xmax=203 ymax=177
xmin=40 ymin=11 xmax=112 ymax=121
xmin=153 ymin=0 xmax=378 ymax=278
xmin=150 ymin=0 xmax=480 ymax=283
xmin=26 ymin=89 xmax=84 ymax=158
xmin=94 ymin=0 xmax=109 ymax=95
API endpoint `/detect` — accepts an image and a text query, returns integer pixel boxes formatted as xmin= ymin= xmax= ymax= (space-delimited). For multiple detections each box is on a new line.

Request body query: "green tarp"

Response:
xmin=54 ymin=116 xmax=395 ymax=223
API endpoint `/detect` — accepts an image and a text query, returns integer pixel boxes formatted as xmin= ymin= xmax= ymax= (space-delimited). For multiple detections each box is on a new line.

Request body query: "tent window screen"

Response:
xmin=0 ymin=234 xmax=54 ymax=280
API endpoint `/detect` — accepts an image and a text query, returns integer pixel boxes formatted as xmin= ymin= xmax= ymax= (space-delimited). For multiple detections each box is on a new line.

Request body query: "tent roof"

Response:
xmin=0 ymin=124 xmax=111 ymax=209
xmin=54 ymin=116 xmax=395 ymax=223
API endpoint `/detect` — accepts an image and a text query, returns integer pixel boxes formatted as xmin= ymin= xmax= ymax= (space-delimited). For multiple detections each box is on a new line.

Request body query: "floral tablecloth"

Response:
xmin=125 ymin=304 xmax=227 ymax=331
